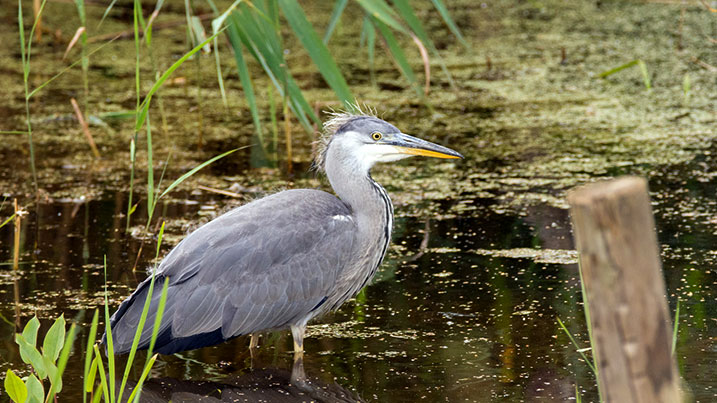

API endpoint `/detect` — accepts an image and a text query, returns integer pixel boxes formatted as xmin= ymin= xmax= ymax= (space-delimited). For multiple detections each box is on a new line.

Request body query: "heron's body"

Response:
xmin=107 ymin=113 xmax=461 ymax=355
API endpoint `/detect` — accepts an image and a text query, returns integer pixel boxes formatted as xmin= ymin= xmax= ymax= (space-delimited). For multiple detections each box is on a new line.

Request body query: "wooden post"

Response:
xmin=567 ymin=177 xmax=681 ymax=403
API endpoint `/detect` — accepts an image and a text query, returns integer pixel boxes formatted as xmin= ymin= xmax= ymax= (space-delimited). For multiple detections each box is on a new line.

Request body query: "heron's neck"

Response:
xmin=324 ymin=156 xmax=394 ymax=238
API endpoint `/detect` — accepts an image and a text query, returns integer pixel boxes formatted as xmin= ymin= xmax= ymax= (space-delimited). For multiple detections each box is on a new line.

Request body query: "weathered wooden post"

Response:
xmin=567 ymin=177 xmax=682 ymax=403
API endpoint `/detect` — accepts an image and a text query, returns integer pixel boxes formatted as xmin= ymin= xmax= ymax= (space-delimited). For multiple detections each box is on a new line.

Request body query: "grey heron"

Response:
xmin=106 ymin=112 xmax=463 ymax=356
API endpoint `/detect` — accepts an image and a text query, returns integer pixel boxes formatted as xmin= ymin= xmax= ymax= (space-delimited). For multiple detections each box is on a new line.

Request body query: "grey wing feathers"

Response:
xmin=109 ymin=189 xmax=356 ymax=354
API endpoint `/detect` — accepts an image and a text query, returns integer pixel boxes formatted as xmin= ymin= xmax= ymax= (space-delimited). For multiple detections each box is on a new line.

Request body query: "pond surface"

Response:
xmin=1 ymin=0 xmax=716 ymax=402
xmin=1 ymin=154 xmax=717 ymax=402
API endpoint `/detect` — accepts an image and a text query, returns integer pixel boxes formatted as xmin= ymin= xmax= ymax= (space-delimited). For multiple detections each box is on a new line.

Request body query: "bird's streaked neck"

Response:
xmin=324 ymin=145 xmax=393 ymax=223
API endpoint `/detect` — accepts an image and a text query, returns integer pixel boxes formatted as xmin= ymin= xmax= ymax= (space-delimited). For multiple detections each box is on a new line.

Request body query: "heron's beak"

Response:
xmin=387 ymin=133 xmax=464 ymax=159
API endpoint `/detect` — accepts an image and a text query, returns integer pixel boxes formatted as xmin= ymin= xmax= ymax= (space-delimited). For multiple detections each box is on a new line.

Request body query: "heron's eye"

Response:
xmin=371 ymin=132 xmax=383 ymax=141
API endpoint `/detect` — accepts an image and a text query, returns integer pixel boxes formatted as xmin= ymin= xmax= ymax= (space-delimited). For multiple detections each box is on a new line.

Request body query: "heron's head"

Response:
xmin=315 ymin=113 xmax=463 ymax=174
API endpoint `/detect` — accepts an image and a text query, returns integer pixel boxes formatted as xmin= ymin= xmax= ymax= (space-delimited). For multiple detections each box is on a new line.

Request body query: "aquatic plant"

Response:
xmin=205 ymin=0 xmax=466 ymax=166
xmin=4 ymin=225 xmax=171 ymax=403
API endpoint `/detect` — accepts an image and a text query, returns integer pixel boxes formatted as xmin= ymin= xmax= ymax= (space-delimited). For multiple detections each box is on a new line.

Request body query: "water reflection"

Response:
xmin=120 ymin=360 xmax=364 ymax=403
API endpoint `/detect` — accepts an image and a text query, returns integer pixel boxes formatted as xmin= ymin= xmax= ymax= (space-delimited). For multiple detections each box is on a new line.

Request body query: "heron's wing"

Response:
xmin=109 ymin=189 xmax=357 ymax=354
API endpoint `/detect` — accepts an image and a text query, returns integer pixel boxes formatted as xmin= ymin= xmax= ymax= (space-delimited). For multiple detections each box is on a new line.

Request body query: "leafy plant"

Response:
xmin=5 ymin=315 xmax=78 ymax=403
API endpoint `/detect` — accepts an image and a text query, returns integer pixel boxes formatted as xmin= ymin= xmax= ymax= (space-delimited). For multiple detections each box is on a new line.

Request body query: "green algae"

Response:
xmin=1 ymin=1 xmax=714 ymax=218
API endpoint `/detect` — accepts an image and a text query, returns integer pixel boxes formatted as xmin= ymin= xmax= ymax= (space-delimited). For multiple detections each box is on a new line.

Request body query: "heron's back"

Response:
xmin=107 ymin=189 xmax=361 ymax=354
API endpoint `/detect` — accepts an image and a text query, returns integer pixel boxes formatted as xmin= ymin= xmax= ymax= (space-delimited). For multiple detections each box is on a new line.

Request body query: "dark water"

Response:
xmin=1 ymin=150 xmax=716 ymax=402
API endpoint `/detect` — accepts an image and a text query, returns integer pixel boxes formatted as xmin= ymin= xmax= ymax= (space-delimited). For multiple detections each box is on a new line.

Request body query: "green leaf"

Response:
xmin=361 ymin=16 xmax=377 ymax=87
xmin=25 ymin=374 xmax=44 ymax=403
xmin=598 ymin=59 xmax=651 ymax=91
xmin=225 ymin=17 xmax=263 ymax=145
xmin=370 ymin=16 xmax=422 ymax=97
xmin=0 ymin=213 xmax=16 ymax=229
xmin=49 ymin=323 xmax=78 ymax=396
xmin=4 ymin=370 xmax=27 ymax=403
xmin=228 ymin=8 xmax=319 ymax=132
xmin=42 ymin=314 xmax=66 ymax=362
xmin=210 ymin=0 xmax=243 ymax=108
xmin=597 ymin=59 xmax=640 ymax=78
xmin=43 ymin=356 xmax=61 ymax=393
xmin=159 ymin=148 xmax=242 ymax=200
xmin=146 ymin=112 xmax=154 ymax=220
xmin=92 ymin=345 xmax=110 ymax=403
xmin=392 ymin=0 xmax=455 ymax=89
xmin=279 ymin=0 xmax=353 ymax=106
xmin=637 ymin=59 xmax=651 ymax=90
xmin=18 ymin=0 xmax=26 ymax=73
xmin=22 ymin=316 xmax=41 ymax=348
xmin=98 ymin=0 xmax=119 ymax=27
xmin=16 ymin=334 xmax=47 ymax=379
xmin=557 ymin=316 xmax=597 ymax=376
xmin=429 ymin=0 xmax=468 ymax=48
xmin=85 ymin=356 xmax=98 ymax=393
xmin=355 ymin=0 xmax=408 ymax=34
xmin=323 ymin=0 xmax=348 ymax=44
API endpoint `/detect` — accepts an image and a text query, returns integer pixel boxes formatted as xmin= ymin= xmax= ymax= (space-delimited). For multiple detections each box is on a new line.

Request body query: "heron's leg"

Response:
xmin=249 ymin=333 xmax=260 ymax=349
xmin=290 ymin=324 xmax=305 ymax=353
xmin=290 ymin=350 xmax=307 ymax=384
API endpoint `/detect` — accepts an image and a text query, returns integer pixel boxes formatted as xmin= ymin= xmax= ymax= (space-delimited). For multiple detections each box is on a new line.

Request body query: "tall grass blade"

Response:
xmin=355 ymin=0 xmax=408 ymax=34
xmin=98 ymin=0 xmax=119 ymax=28
xmin=126 ymin=354 xmax=157 ymax=403
xmin=598 ymin=58 xmax=654 ymax=90
xmin=225 ymin=23 xmax=264 ymax=157
xmin=228 ymin=7 xmax=319 ymax=132
xmin=27 ymin=37 xmax=117 ymax=100
xmin=557 ymin=316 xmax=597 ymax=376
xmin=18 ymin=0 xmax=38 ymax=192
xmin=672 ymin=298 xmax=680 ymax=355
xmin=102 ymin=256 xmax=116 ymax=403
xmin=578 ymin=262 xmax=602 ymax=402
xmin=279 ymin=0 xmax=353 ymax=106
xmin=118 ymin=223 xmax=168 ymax=403
xmin=135 ymin=29 xmax=225 ymax=131
xmin=392 ymin=0 xmax=455 ymax=89
xmin=429 ymin=0 xmax=468 ymax=48
xmin=598 ymin=59 xmax=640 ymax=78
xmin=370 ymin=17 xmax=422 ymax=97
xmin=92 ymin=345 xmax=110 ymax=402
xmin=210 ymin=0 xmax=244 ymax=108
xmin=147 ymin=278 xmax=169 ymax=357
xmin=323 ymin=0 xmax=348 ymax=44
xmin=126 ymin=136 xmax=137 ymax=231
xmin=637 ymin=59 xmax=651 ymax=90
xmin=26 ymin=0 xmax=48 ymax=63
xmin=73 ymin=0 xmax=89 ymax=112
xmin=83 ymin=310 xmax=99 ymax=403
xmin=158 ymin=148 xmax=242 ymax=199
xmin=268 ymin=84 xmax=278 ymax=164
xmin=146 ymin=112 xmax=154 ymax=221
xmin=362 ymin=16 xmax=377 ymax=87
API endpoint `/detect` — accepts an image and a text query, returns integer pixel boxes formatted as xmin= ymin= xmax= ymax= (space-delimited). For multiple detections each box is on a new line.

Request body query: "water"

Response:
xmin=2 ymin=151 xmax=715 ymax=402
